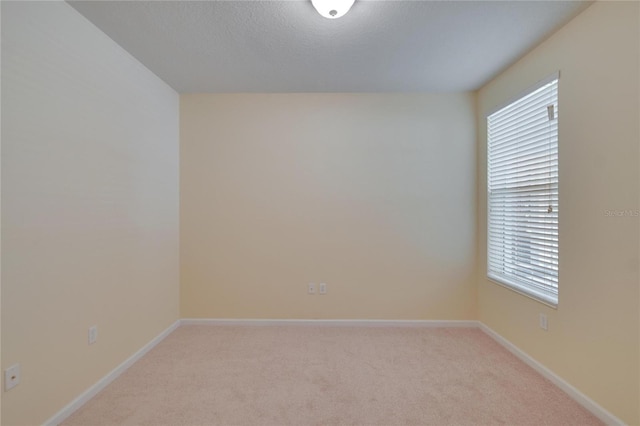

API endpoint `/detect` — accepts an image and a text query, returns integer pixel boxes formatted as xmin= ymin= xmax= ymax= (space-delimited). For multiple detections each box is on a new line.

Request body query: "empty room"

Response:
xmin=1 ymin=0 xmax=639 ymax=425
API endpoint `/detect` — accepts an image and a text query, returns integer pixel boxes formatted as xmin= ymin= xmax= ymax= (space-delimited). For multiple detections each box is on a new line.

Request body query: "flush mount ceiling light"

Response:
xmin=311 ymin=0 xmax=356 ymax=19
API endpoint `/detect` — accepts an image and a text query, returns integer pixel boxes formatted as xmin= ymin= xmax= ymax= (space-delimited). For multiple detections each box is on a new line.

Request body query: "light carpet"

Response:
xmin=63 ymin=325 xmax=602 ymax=426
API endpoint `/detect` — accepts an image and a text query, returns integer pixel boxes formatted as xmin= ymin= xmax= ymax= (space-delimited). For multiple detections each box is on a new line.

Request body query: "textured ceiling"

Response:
xmin=68 ymin=0 xmax=591 ymax=93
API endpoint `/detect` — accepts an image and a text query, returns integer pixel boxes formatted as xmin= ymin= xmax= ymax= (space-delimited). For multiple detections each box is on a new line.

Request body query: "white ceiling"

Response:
xmin=68 ymin=0 xmax=591 ymax=93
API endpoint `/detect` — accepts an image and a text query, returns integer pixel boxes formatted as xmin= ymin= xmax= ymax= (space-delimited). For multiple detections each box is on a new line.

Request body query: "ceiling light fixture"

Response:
xmin=311 ymin=0 xmax=355 ymax=19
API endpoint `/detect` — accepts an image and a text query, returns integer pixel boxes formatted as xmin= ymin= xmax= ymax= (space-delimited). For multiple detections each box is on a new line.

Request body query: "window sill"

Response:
xmin=487 ymin=274 xmax=558 ymax=309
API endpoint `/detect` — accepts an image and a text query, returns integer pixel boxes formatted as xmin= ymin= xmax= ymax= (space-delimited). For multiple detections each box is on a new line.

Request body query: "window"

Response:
xmin=487 ymin=73 xmax=559 ymax=306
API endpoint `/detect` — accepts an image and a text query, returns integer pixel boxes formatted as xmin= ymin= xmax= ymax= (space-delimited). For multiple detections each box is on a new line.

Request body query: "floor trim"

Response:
xmin=43 ymin=320 xmax=181 ymax=426
xmin=180 ymin=318 xmax=479 ymax=327
xmin=42 ymin=318 xmax=625 ymax=426
xmin=478 ymin=323 xmax=625 ymax=426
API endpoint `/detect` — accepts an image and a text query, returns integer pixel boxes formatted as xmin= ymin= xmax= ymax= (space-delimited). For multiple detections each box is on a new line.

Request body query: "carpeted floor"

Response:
xmin=63 ymin=325 xmax=602 ymax=426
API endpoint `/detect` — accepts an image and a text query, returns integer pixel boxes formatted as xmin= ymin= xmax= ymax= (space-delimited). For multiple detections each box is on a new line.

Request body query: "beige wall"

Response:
xmin=181 ymin=93 xmax=476 ymax=320
xmin=1 ymin=2 xmax=3 ymax=421
xmin=476 ymin=2 xmax=639 ymax=424
xmin=1 ymin=2 xmax=180 ymax=425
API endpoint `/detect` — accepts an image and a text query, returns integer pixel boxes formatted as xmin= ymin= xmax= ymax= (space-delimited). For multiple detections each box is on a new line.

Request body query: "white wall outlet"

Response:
xmin=539 ymin=313 xmax=548 ymax=331
xmin=319 ymin=282 xmax=327 ymax=294
xmin=307 ymin=283 xmax=316 ymax=294
xmin=4 ymin=364 xmax=21 ymax=391
xmin=88 ymin=325 xmax=98 ymax=344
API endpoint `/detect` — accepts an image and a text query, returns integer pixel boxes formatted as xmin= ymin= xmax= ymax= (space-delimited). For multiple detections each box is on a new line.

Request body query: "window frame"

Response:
xmin=486 ymin=72 xmax=560 ymax=307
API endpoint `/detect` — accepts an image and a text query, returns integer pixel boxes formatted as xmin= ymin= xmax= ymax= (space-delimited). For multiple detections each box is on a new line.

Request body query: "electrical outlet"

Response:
xmin=319 ymin=283 xmax=327 ymax=294
xmin=539 ymin=313 xmax=548 ymax=331
xmin=4 ymin=364 xmax=20 ymax=391
xmin=308 ymin=283 xmax=316 ymax=294
xmin=88 ymin=326 xmax=98 ymax=344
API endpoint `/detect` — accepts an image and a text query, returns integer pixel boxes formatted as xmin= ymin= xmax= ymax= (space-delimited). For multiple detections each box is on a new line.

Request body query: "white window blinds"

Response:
xmin=487 ymin=74 xmax=559 ymax=306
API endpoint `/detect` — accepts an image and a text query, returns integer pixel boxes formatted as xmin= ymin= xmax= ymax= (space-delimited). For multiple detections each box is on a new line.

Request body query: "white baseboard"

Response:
xmin=478 ymin=323 xmax=625 ymax=426
xmin=180 ymin=318 xmax=479 ymax=328
xmin=41 ymin=318 xmax=624 ymax=426
xmin=43 ymin=320 xmax=180 ymax=426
